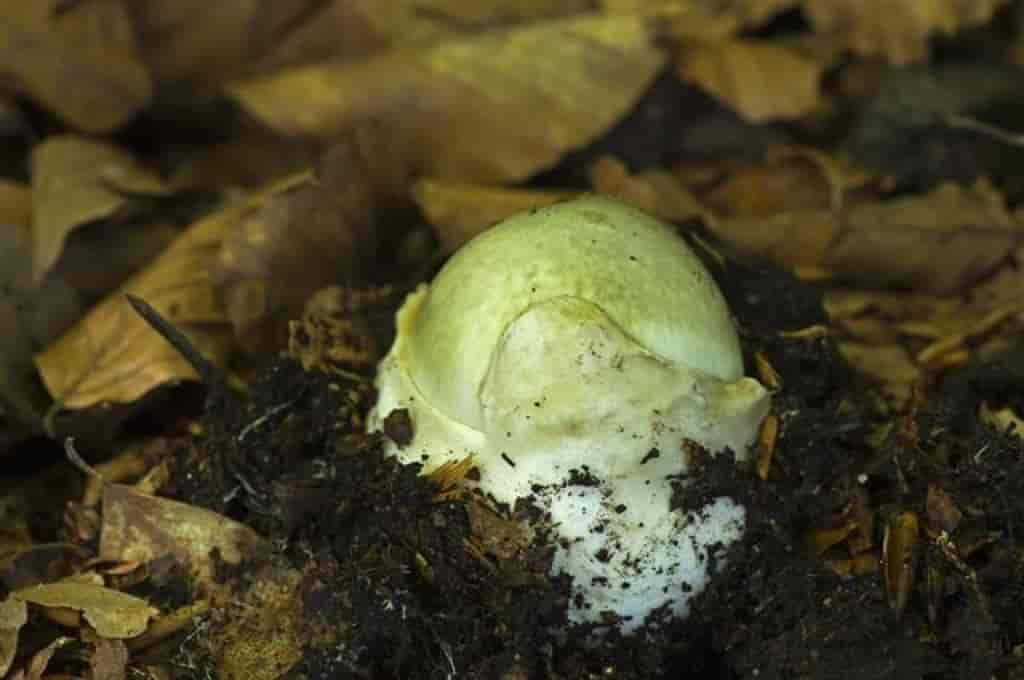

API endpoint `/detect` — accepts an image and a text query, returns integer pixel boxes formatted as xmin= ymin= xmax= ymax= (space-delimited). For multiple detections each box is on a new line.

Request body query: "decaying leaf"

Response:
xmin=212 ymin=565 xmax=304 ymax=680
xmin=413 ymin=179 xmax=574 ymax=252
xmin=883 ymin=511 xmax=920 ymax=614
xmin=713 ymin=179 xmax=1021 ymax=293
xmin=0 ymin=0 xmax=151 ymax=131
xmin=678 ymin=39 xmax=825 ymax=122
xmin=829 ymin=180 xmax=1019 ymax=293
xmin=804 ymin=0 xmax=1009 ymax=65
xmin=837 ymin=342 xmax=921 ymax=406
xmin=97 ymin=482 xmax=270 ymax=602
xmin=216 ymin=140 xmax=385 ymax=355
xmin=34 ymin=204 xmax=231 ymax=410
xmin=90 ymin=638 xmax=128 ymax=680
xmin=12 ymin=581 xmax=158 ymax=638
xmin=8 ymin=635 xmax=71 ymax=680
xmin=30 ymin=135 xmax=169 ymax=283
xmin=0 ymin=597 xmax=27 ymax=677
xmin=232 ymin=14 xmax=665 ymax=183
xmin=704 ymin=147 xmax=855 ymax=218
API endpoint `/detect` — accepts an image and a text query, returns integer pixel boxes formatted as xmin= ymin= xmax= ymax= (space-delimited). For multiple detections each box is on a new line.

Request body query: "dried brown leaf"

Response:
xmin=413 ymin=179 xmax=574 ymax=252
xmin=804 ymin=0 xmax=1009 ymax=64
xmin=216 ymin=141 xmax=385 ymax=355
xmin=30 ymin=135 xmax=168 ymax=283
xmin=0 ymin=0 xmax=150 ymax=131
xmin=837 ymin=342 xmax=921 ymax=406
xmin=831 ymin=181 xmax=1019 ymax=293
xmin=34 ymin=206 xmax=231 ymax=409
xmin=98 ymin=483 xmax=270 ymax=603
xmin=13 ymin=581 xmax=158 ymax=638
xmin=587 ymin=155 xmax=710 ymax=224
xmin=231 ymin=14 xmax=665 ymax=183
xmin=678 ymin=39 xmax=825 ymax=122
xmin=711 ymin=209 xmax=839 ymax=269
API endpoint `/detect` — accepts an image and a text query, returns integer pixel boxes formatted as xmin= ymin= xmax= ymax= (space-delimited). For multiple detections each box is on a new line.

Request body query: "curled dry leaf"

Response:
xmin=412 ymin=179 xmax=574 ymax=252
xmin=97 ymin=482 xmax=270 ymax=603
xmin=0 ymin=0 xmax=150 ymax=132
xmin=678 ymin=39 xmax=825 ymax=122
xmin=231 ymin=14 xmax=665 ymax=183
xmin=30 ymin=135 xmax=169 ymax=283
xmin=804 ymin=0 xmax=1009 ymax=65
xmin=12 ymin=581 xmax=158 ymax=638
xmin=34 ymin=206 xmax=231 ymax=410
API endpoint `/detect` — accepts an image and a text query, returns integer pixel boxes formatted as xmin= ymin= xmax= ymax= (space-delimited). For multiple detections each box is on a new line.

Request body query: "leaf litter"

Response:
xmin=2 ymin=2 xmax=1024 ymax=679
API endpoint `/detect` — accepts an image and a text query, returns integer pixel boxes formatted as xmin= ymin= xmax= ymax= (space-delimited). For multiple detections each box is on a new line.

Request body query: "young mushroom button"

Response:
xmin=368 ymin=195 xmax=771 ymax=632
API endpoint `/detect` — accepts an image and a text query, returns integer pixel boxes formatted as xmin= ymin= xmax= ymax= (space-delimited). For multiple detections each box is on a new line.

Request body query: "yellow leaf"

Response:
xmin=34 ymin=204 xmax=233 ymax=409
xmin=678 ymin=39 xmax=825 ymax=122
xmin=804 ymin=0 xmax=1009 ymax=64
xmin=13 ymin=582 xmax=157 ymax=639
xmin=231 ymin=14 xmax=665 ymax=182
xmin=30 ymin=135 xmax=168 ymax=283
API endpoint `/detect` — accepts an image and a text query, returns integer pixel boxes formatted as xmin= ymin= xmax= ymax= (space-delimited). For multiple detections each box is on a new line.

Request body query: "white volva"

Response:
xmin=368 ymin=196 xmax=770 ymax=632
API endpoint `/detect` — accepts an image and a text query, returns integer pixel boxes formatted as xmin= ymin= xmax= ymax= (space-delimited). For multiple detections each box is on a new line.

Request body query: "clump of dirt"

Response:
xmin=158 ymin=256 xmax=1024 ymax=679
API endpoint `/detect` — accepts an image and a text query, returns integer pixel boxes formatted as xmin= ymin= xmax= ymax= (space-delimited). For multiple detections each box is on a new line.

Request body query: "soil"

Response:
xmin=150 ymin=252 xmax=1024 ymax=680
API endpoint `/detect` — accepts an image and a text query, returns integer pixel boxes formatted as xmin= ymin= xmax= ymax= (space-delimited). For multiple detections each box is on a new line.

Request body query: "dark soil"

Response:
xmin=152 ymin=252 xmax=1024 ymax=680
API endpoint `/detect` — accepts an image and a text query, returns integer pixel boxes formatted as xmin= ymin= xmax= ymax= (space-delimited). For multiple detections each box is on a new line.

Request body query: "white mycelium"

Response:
xmin=369 ymin=195 xmax=770 ymax=631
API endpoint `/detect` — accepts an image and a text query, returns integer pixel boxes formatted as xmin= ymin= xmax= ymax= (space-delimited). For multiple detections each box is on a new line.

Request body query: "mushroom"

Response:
xmin=368 ymin=195 xmax=770 ymax=632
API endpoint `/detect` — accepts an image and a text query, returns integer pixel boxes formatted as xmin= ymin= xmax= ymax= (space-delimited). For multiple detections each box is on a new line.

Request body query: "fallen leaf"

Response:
xmin=216 ymin=140 xmax=385 ymax=355
xmin=0 ymin=0 xmax=151 ymax=131
xmin=0 ymin=224 xmax=82 ymax=434
xmin=90 ymin=638 xmax=128 ymax=680
xmin=804 ymin=0 xmax=1009 ymax=64
xmin=13 ymin=581 xmax=158 ymax=638
xmin=828 ymin=180 xmax=1019 ymax=293
xmin=704 ymin=146 xmax=857 ymax=217
xmin=0 ymin=179 xmax=31 ymax=227
xmin=231 ymin=13 xmax=665 ymax=182
xmin=34 ymin=203 xmax=232 ymax=409
xmin=713 ymin=180 xmax=1021 ymax=293
xmin=413 ymin=179 xmax=574 ymax=252
xmin=0 ymin=597 xmax=27 ymax=677
xmin=678 ymin=38 xmax=825 ymax=122
xmin=30 ymin=135 xmax=169 ymax=283
xmin=8 ymin=636 xmax=71 ymax=680
xmin=587 ymin=155 xmax=710 ymax=223
xmin=98 ymin=483 xmax=270 ymax=603
xmin=602 ymin=0 xmax=798 ymax=39
xmin=837 ymin=342 xmax=921 ymax=406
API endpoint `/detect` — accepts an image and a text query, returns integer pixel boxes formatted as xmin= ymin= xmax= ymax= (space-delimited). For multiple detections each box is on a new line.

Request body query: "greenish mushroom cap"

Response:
xmin=405 ymin=195 xmax=744 ymax=431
